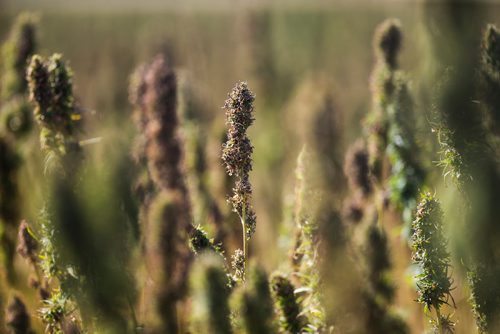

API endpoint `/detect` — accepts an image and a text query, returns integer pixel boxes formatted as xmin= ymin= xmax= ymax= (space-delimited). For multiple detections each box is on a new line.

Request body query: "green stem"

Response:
xmin=241 ymin=201 xmax=247 ymax=277
xmin=435 ymin=306 xmax=443 ymax=334
xmin=127 ymin=295 xmax=139 ymax=332
xmin=372 ymin=179 xmax=385 ymax=229
xmin=237 ymin=167 xmax=248 ymax=279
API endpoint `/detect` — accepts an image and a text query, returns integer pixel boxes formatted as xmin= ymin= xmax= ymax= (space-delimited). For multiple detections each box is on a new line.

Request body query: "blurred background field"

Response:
xmin=0 ymin=1 xmax=422 ymax=262
xmin=2 ymin=1 xmax=500 ymax=333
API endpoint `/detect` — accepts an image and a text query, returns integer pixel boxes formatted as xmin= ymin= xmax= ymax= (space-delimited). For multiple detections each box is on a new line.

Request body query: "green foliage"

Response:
xmin=366 ymin=19 xmax=403 ymax=182
xmin=190 ymin=253 xmax=233 ymax=334
xmin=289 ymin=147 xmax=326 ymax=331
xmin=467 ymin=265 xmax=500 ymax=334
xmin=364 ymin=224 xmax=394 ymax=304
xmin=271 ymin=274 xmax=307 ymax=333
xmin=232 ymin=265 xmax=276 ymax=334
xmin=362 ymin=224 xmax=408 ymax=334
xmin=386 ymin=76 xmax=425 ymax=223
xmin=0 ymin=136 xmax=21 ymax=281
xmin=38 ymin=290 xmax=72 ymax=334
xmin=363 ymin=293 xmax=408 ymax=334
xmin=189 ymin=224 xmax=224 ymax=257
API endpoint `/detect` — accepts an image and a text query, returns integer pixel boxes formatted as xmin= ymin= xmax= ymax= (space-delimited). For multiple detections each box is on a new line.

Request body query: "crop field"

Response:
xmin=1 ymin=1 xmax=500 ymax=333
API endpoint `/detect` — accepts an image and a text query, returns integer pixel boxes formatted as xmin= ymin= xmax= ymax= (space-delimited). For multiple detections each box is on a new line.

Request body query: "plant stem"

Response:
xmin=238 ymin=167 xmax=248 ymax=278
xmin=373 ymin=179 xmax=385 ymax=229
xmin=435 ymin=306 xmax=443 ymax=334
xmin=241 ymin=200 xmax=247 ymax=276
xmin=127 ymin=295 xmax=139 ymax=332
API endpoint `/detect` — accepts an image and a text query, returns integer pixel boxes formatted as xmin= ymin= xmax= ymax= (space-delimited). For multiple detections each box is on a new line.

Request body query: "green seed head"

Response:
xmin=411 ymin=193 xmax=453 ymax=311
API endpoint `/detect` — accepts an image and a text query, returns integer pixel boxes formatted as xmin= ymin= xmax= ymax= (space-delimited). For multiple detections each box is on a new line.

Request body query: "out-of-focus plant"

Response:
xmin=5 ymin=295 xmax=33 ymax=334
xmin=1 ymin=13 xmax=36 ymax=101
xmin=365 ymin=19 xmax=402 ymax=181
xmin=231 ymin=264 xmax=275 ymax=334
xmin=0 ymin=13 xmax=38 ymax=285
xmin=140 ymin=55 xmax=193 ymax=333
xmin=386 ymin=76 xmax=425 ymax=225
xmin=179 ymin=76 xmax=226 ymax=249
xmin=422 ymin=2 xmax=500 ymax=331
xmin=0 ymin=136 xmax=21 ymax=283
xmin=288 ymin=146 xmax=326 ymax=331
xmin=190 ymin=253 xmax=232 ymax=334
xmin=270 ymin=273 xmax=307 ymax=333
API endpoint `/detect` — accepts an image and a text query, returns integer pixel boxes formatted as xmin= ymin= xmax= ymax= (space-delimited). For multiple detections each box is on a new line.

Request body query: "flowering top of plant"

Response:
xmin=411 ymin=193 xmax=453 ymax=311
xmin=222 ymin=81 xmax=255 ymax=178
xmin=344 ymin=140 xmax=372 ymax=197
xmin=374 ymin=18 xmax=402 ymax=69
xmin=482 ymin=24 xmax=500 ymax=81
xmin=222 ymin=81 xmax=256 ymax=240
xmin=1 ymin=12 xmax=37 ymax=100
xmin=27 ymin=54 xmax=78 ymax=135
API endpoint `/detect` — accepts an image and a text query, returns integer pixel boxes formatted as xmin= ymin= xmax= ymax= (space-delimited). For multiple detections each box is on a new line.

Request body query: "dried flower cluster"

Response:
xmin=222 ymin=81 xmax=256 ymax=273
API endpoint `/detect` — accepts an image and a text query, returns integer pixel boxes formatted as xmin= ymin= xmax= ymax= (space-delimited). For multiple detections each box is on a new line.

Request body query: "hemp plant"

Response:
xmin=27 ymin=54 xmax=82 ymax=175
xmin=480 ymin=24 xmax=500 ymax=143
xmin=231 ymin=264 xmax=275 ymax=334
xmin=424 ymin=6 xmax=500 ymax=330
xmin=0 ymin=12 xmax=36 ymax=138
xmin=365 ymin=18 xmax=402 ymax=181
xmin=0 ymin=13 xmax=38 ymax=285
xmin=411 ymin=193 xmax=454 ymax=333
xmin=222 ymin=81 xmax=256 ymax=279
xmin=140 ymin=55 xmax=193 ymax=332
xmin=270 ymin=273 xmax=307 ymax=333
xmin=190 ymin=253 xmax=232 ymax=334
xmin=1 ymin=13 xmax=37 ymax=100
